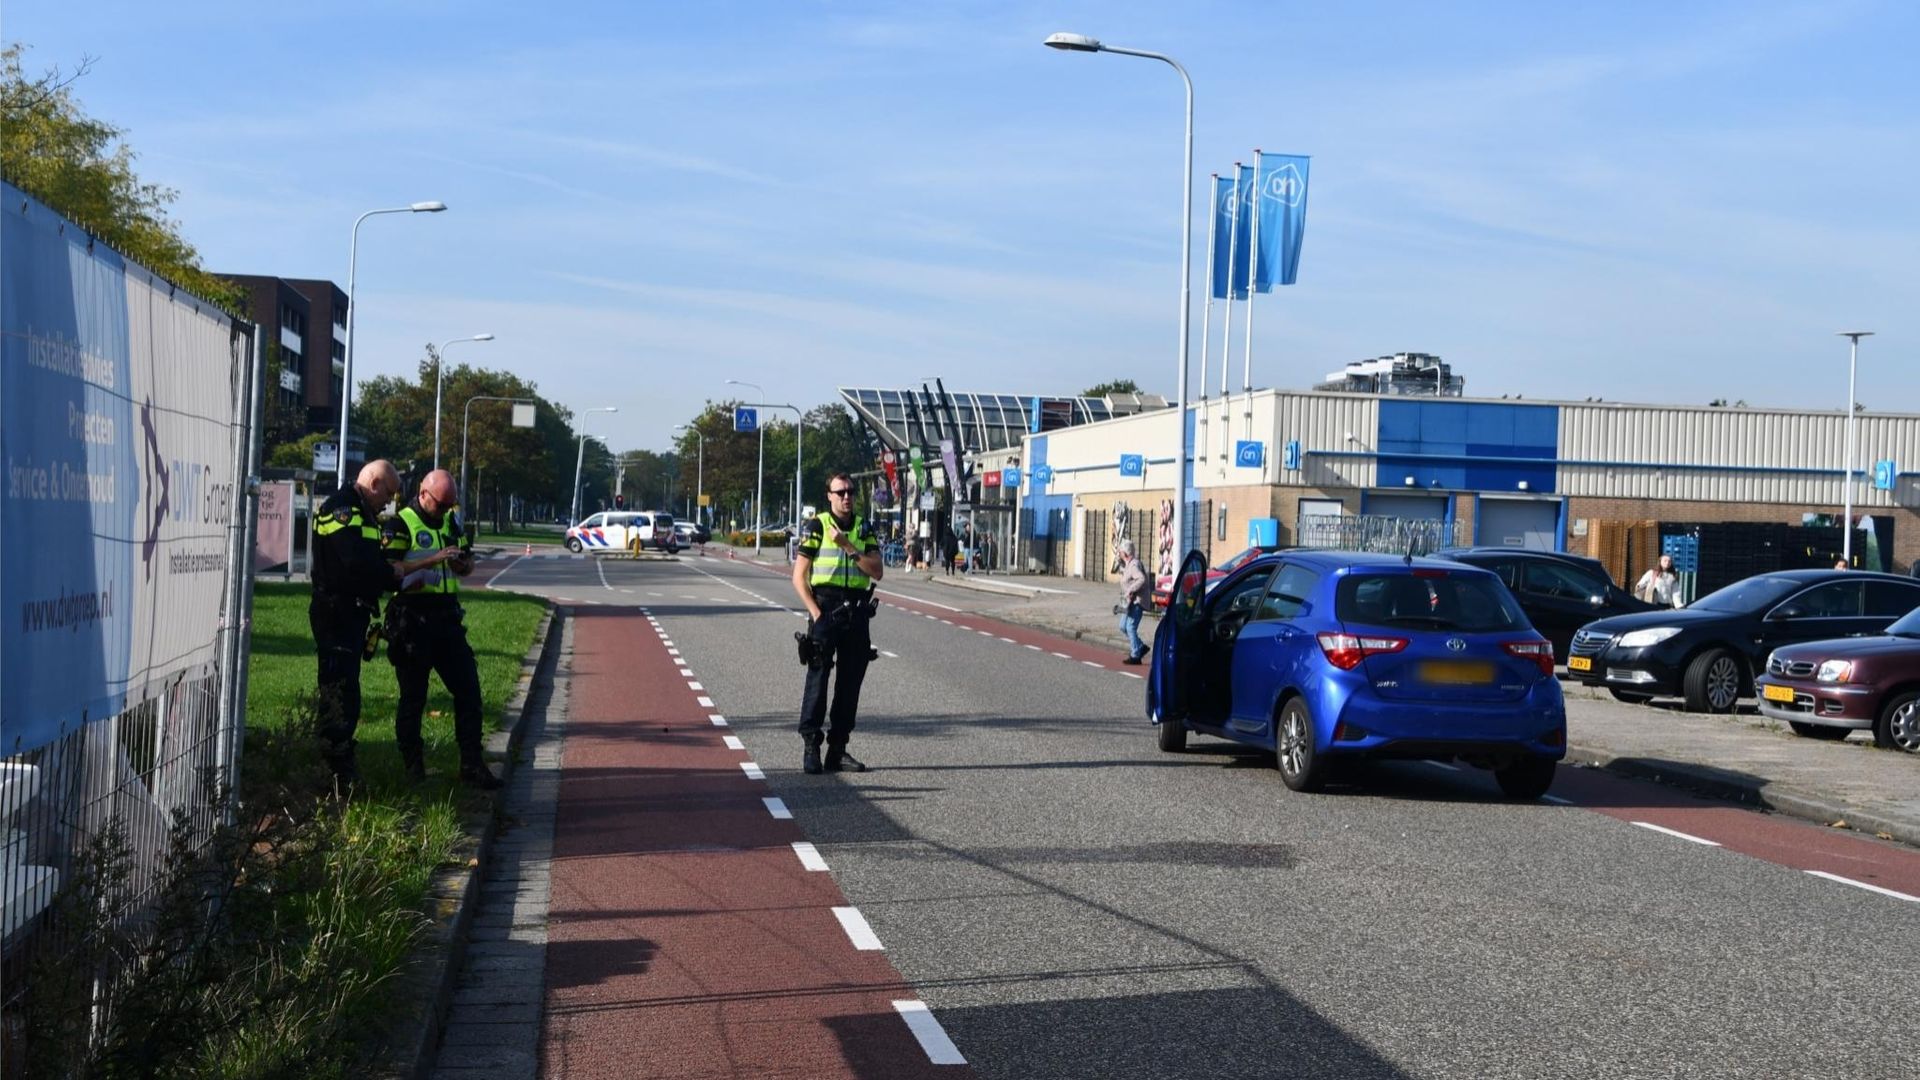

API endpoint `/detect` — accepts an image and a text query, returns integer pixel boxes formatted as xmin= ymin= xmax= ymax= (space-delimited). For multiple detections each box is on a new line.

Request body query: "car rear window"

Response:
xmin=653 ymin=514 xmax=673 ymax=529
xmin=1336 ymin=572 xmax=1527 ymax=632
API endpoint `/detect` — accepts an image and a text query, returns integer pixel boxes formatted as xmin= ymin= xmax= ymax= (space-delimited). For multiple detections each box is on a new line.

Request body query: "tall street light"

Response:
xmin=1045 ymin=31 xmax=1194 ymax=573
xmin=460 ymin=394 xmax=535 ymax=517
xmin=335 ymin=200 xmax=447 ymax=486
xmin=727 ymin=379 xmax=768 ymax=555
xmin=431 ymin=333 xmax=494 ymax=470
xmin=570 ymin=406 xmax=619 ymax=525
xmin=1838 ymin=331 xmax=1874 ymax=564
xmin=674 ymin=424 xmax=706 ymax=525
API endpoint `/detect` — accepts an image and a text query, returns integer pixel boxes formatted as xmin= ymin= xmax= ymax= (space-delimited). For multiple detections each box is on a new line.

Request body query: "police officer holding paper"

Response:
xmin=792 ymin=473 xmax=884 ymax=774
xmin=381 ymin=469 xmax=502 ymax=789
xmin=310 ymin=459 xmax=457 ymax=788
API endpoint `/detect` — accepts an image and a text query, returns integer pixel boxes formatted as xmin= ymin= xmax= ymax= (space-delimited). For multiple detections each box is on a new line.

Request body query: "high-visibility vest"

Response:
xmin=392 ymin=505 xmax=462 ymax=595
xmin=808 ymin=511 xmax=873 ymax=590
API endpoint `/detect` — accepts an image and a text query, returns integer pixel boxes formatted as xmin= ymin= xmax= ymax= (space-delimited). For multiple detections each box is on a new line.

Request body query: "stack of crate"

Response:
xmin=1588 ymin=520 xmax=1633 ymax=589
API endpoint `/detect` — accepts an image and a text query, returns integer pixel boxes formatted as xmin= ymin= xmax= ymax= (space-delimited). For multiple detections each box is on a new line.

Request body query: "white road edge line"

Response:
xmin=893 ymin=1000 xmax=967 ymax=1066
xmin=880 ymin=650 xmax=899 ymax=658
xmin=1805 ymin=870 xmax=1920 ymax=903
xmin=1541 ymin=794 xmax=1573 ymax=805
xmin=740 ymin=762 xmax=765 ymax=781
xmin=832 ymin=906 xmax=884 ymax=950
xmin=792 ymin=842 xmax=830 ymax=872
xmin=1024 ymin=644 xmax=1042 ymax=651
xmin=1051 ymin=652 xmax=1071 ymax=659
xmin=878 ymin=589 xmax=962 ymax=612
xmin=723 ymin=735 xmax=745 ymax=750
xmin=1631 ymin=821 xmax=1721 ymax=847
xmin=763 ymin=797 xmax=792 ymax=820
xmin=1121 ymin=672 xmax=1143 ymax=679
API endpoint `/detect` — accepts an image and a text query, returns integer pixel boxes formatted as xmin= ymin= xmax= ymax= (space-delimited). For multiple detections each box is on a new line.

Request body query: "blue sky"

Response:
xmin=7 ymin=1 xmax=1915 ymax=453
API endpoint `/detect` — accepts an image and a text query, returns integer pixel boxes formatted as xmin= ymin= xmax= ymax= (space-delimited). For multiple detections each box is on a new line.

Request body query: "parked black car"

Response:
xmin=1567 ymin=569 xmax=1920 ymax=712
xmin=1431 ymin=547 xmax=1659 ymax=662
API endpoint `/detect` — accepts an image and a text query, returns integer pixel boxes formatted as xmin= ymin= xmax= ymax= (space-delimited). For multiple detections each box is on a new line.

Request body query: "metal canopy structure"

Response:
xmin=839 ymin=386 xmax=1163 ymax=454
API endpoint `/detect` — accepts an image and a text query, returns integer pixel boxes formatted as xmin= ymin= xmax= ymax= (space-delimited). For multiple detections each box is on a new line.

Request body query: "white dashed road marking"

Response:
xmin=697 ymin=696 xmax=715 ymax=707
xmin=832 ymin=906 xmax=884 ymax=951
xmin=893 ymin=1000 xmax=967 ymax=1066
xmin=763 ymin=797 xmax=792 ymax=820
xmin=879 ymin=650 xmax=899 ymax=658
xmin=1051 ymin=652 xmax=1071 ymax=659
xmin=1542 ymin=795 xmax=1573 ymax=805
xmin=792 ymin=842 xmax=830 ymax=872
xmin=1632 ymin=821 xmax=1721 ymax=847
xmin=688 ymin=681 xmax=704 ymax=691
xmin=723 ymin=735 xmax=745 ymax=750
xmin=1804 ymin=871 xmax=1920 ymax=902
xmin=1082 ymin=660 xmax=1102 ymax=668
xmin=709 ymin=714 xmax=729 ymax=726
xmin=740 ymin=762 xmax=766 ymax=781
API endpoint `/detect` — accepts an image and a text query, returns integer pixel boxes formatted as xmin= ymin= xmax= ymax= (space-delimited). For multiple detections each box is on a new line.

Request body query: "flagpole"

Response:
xmin=1242 ymin=150 xmax=1262 ymax=441
xmin=1196 ymin=172 xmax=1219 ymax=460
xmin=1218 ymin=163 xmax=1240 ymax=461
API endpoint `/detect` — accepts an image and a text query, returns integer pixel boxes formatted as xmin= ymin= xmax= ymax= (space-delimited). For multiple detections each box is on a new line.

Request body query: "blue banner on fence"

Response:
xmin=1254 ymin=154 xmax=1310 ymax=290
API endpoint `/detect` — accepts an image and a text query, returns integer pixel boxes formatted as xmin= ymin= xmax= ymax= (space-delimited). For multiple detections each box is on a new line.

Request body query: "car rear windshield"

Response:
xmin=1689 ymin=574 xmax=1801 ymax=613
xmin=653 ymin=514 xmax=673 ymax=528
xmin=1336 ymin=572 xmax=1528 ymax=632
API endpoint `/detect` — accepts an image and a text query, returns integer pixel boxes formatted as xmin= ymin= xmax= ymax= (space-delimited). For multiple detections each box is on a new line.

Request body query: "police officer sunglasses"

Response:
xmin=828 ymin=488 xmax=854 ymax=497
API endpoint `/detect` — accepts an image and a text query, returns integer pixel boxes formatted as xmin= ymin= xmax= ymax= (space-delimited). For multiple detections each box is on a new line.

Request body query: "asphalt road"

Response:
xmin=489 ymin=550 xmax=1920 ymax=1080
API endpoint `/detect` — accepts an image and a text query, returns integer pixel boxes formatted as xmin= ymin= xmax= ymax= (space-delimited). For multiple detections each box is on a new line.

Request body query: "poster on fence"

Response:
xmin=1 ymin=181 xmax=247 ymax=756
xmin=255 ymin=481 xmax=294 ymax=571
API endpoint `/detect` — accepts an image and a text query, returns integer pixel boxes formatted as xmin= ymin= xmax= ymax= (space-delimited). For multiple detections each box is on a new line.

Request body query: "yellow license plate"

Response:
xmin=1420 ymin=661 xmax=1495 ymax=685
xmin=1567 ymin=656 xmax=1592 ymax=672
xmin=1762 ymin=683 xmax=1795 ymax=703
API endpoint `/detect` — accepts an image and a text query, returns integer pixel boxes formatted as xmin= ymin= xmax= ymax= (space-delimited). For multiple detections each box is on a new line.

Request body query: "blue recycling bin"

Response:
xmin=1248 ymin=517 xmax=1279 ymax=548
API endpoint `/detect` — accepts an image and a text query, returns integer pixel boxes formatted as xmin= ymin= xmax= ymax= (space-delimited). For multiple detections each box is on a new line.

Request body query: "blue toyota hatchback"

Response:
xmin=1146 ymin=549 xmax=1567 ymax=798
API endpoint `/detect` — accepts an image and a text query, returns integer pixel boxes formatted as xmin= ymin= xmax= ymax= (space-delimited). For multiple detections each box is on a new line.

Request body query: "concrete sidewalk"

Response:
xmin=718 ymin=546 xmax=1920 ymax=849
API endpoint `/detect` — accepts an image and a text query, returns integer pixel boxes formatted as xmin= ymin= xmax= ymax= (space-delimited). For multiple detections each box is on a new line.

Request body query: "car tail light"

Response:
xmin=1541 ymin=727 xmax=1566 ymax=748
xmin=1317 ymin=632 xmax=1407 ymax=671
xmin=1504 ymin=639 xmax=1555 ymax=676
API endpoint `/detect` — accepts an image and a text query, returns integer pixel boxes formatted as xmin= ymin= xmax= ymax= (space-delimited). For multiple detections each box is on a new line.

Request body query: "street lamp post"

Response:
xmin=1839 ymin=331 xmax=1875 ymax=564
xmin=431 ymin=333 xmax=494 ymax=470
xmin=674 ymin=424 xmax=706 ymax=526
xmin=460 ymin=394 xmax=535 ymax=515
xmin=738 ymin=400 xmax=804 ymax=553
xmin=335 ymin=200 xmax=447 ymax=486
xmin=570 ymin=406 xmax=619 ymax=525
xmin=1045 ymin=31 xmax=1194 ymax=573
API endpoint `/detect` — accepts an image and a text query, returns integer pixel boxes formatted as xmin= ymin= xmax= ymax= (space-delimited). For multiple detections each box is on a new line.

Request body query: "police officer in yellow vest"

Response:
xmin=792 ymin=472 xmax=885 ymax=774
xmin=310 ymin=459 xmax=455 ymax=787
xmin=382 ymin=469 xmax=502 ymax=789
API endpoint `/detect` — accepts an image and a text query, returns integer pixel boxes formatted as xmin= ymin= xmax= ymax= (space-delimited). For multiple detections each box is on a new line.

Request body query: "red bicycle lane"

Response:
xmin=541 ymin=604 xmax=974 ymax=1079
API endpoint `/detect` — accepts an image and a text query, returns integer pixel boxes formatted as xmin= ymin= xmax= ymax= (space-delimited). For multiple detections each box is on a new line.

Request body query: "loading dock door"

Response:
xmin=1477 ymin=498 xmax=1559 ymax=550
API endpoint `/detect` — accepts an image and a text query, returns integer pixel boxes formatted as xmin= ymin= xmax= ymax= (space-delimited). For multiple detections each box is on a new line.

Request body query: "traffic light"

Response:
xmin=614 ymin=493 xmax=625 ymax=510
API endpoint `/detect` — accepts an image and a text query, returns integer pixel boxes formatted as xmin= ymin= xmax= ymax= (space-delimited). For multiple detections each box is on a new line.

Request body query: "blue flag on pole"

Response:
xmin=1253 ymin=154 xmax=1309 ymax=289
xmin=1209 ymin=175 xmax=1238 ymax=300
xmin=1210 ymin=170 xmax=1256 ymax=299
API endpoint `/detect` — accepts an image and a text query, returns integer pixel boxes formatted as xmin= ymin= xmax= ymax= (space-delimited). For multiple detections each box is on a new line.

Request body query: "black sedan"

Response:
xmin=1432 ymin=547 xmax=1659 ymax=662
xmin=1567 ymin=569 xmax=1920 ymax=712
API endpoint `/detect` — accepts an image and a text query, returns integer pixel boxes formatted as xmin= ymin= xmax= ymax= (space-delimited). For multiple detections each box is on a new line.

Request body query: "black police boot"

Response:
xmin=458 ymin=754 xmax=503 ymax=790
xmin=802 ymin=739 xmax=824 ymax=775
xmin=401 ymin=749 xmax=427 ymax=785
xmin=823 ymin=746 xmax=867 ymax=773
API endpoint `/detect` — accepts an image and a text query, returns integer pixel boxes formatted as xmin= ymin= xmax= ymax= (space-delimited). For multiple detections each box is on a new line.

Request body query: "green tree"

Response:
xmin=1 ymin=44 xmax=241 ymax=313
xmin=1081 ymin=378 xmax=1142 ymax=397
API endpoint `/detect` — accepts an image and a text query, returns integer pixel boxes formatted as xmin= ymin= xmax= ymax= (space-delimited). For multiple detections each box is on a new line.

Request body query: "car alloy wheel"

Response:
xmin=1704 ymin=656 xmax=1741 ymax=711
xmin=1877 ymin=692 xmax=1920 ymax=754
xmin=1276 ymin=698 xmax=1325 ymax=792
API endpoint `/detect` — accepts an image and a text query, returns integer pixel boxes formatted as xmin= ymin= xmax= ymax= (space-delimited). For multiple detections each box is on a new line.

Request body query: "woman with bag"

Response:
xmin=1634 ymin=553 xmax=1684 ymax=608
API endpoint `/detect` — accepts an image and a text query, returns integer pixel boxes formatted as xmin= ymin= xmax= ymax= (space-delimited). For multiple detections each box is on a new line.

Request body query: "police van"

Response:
xmin=565 ymin=511 xmax=681 ymax=554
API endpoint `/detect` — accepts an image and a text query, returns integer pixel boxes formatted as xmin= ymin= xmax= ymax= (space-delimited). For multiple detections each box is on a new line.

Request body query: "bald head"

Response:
xmin=420 ymin=469 xmax=459 ymax=509
xmin=355 ymin=459 xmax=400 ymax=508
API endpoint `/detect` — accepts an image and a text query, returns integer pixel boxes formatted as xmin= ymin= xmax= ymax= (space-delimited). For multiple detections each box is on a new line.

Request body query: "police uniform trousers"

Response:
xmin=310 ymin=595 xmax=372 ymax=766
xmin=387 ymin=596 xmax=486 ymax=765
xmin=798 ymin=594 xmax=871 ymax=748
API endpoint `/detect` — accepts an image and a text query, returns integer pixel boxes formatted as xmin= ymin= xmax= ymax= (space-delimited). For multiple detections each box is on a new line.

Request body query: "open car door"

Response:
xmin=1150 ymin=549 xmax=1210 ymax=726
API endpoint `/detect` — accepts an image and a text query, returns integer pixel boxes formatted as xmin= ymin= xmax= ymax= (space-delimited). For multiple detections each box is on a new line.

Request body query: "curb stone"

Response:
xmin=366 ymin=603 xmax=561 ymax=1079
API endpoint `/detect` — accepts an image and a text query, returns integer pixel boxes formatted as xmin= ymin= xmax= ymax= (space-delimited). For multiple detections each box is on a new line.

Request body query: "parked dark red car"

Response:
xmin=1754 ymin=605 xmax=1920 ymax=753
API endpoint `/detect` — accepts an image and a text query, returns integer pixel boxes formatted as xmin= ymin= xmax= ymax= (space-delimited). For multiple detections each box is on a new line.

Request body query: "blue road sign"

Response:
xmin=1661 ymin=534 xmax=1700 ymax=574
xmin=733 ymin=406 xmax=758 ymax=433
xmin=1283 ymin=439 xmax=1301 ymax=471
xmin=1001 ymin=466 xmax=1022 ymax=488
xmin=1118 ymin=453 xmax=1144 ymax=478
xmin=1235 ymin=440 xmax=1265 ymax=468
xmin=1874 ymin=459 xmax=1897 ymax=491
xmin=1032 ymin=464 xmax=1055 ymax=485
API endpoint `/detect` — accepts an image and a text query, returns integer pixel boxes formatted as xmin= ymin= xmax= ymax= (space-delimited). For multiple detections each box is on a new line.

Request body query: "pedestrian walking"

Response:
xmin=381 ymin=470 xmax=502 ymax=789
xmin=792 ymin=473 xmax=885 ymax=774
xmin=1633 ymin=553 xmax=1684 ymax=609
xmin=309 ymin=460 xmax=451 ymax=788
xmin=1117 ymin=540 xmax=1152 ymax=664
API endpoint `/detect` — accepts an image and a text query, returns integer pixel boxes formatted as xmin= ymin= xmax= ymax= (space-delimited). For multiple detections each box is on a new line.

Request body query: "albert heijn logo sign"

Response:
xmin=1265 ymin=161 xmax=1306 ymax=208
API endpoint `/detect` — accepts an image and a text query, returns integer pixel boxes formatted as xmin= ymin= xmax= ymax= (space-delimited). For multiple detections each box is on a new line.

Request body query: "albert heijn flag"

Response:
xmin=1209 ymin=169 xmax=1254 ymax=300
xmin=1252 ymin=153 xmax=1310 ymax=289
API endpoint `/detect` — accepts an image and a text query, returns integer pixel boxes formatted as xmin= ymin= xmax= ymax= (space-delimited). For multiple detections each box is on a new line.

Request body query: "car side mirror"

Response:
xmin=1771 ymin=603 xmax=1805 ymax=620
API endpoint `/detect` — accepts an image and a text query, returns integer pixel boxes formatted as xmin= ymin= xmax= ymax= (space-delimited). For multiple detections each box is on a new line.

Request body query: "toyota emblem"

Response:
xmin=1446 ymin=637 xmax=1467 ymax=652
